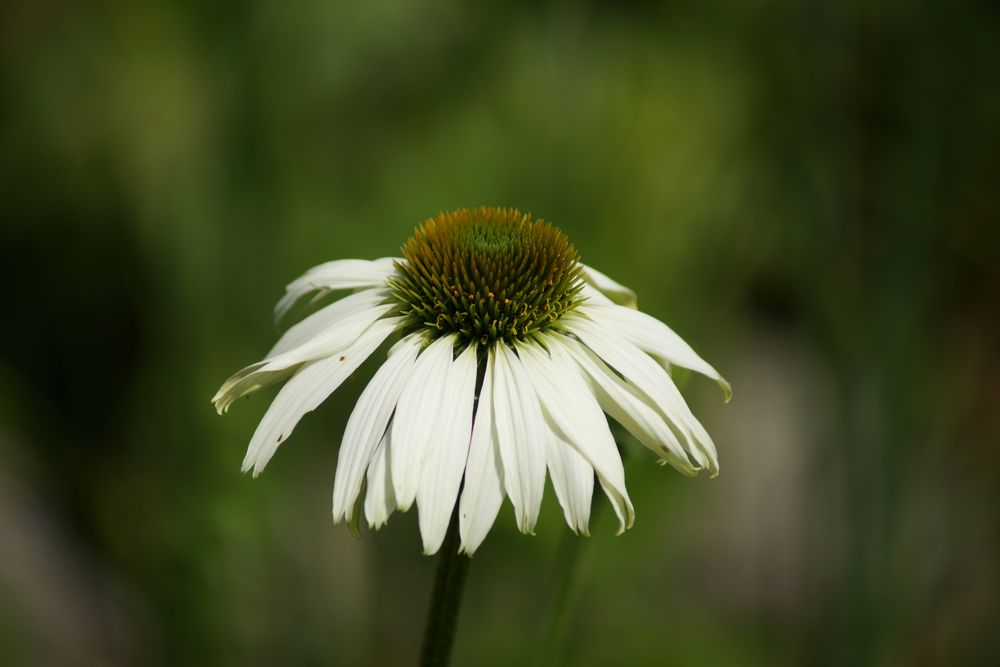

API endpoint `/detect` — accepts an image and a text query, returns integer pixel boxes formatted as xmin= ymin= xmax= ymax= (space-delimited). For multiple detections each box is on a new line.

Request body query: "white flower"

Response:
xmin=213 ymin=207 xmax=730 ymax=555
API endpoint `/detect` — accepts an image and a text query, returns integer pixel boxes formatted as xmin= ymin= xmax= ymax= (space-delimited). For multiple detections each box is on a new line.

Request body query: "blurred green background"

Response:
xmin=2 ymin=0 xmax=998 ymax=665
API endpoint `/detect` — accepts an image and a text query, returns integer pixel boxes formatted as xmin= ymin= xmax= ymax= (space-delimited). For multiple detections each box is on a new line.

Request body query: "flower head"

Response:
xmin=391 ymin=207 xmax=583 ymax=346
xmin=213 ymin=207 xmax=730 ymax=555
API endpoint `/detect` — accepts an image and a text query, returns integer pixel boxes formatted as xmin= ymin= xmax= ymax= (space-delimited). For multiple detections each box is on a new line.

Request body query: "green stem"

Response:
xmin=419 ymin=511 xmax=471 ymax=667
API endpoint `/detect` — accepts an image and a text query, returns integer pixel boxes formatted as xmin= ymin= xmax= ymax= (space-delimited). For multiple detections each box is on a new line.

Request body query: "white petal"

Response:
xmin=240 ymin=317 xmax=400 ymax=477
xmin=274 ymin=257 xmax=399 ymax=323
xmin=213 ymin=301 xmax=396 ymax=414
xmin=545 ymin=428 xmax=594 ymax=536
xmin=211 ymin=362 xmax=296 ymax=415
xmin=578 ymin=301 xmax=731 ymax=400
xmin=416 ymin=343 xmax=478 ymax=555
xmin=390 ymin=335 xmax=456 ymax=511
xmin=579 ymin=263 xmax=637 ymax=309
xmin=458 ymin=351 xmax=504 ymax=555
xmin=492 ymin=343 xmax=547 ymax=535
xmin=331 ymin=334 xmax=422 ymax=524
xmin=555 ymin=335 xmax=698 ymax=476
xmin=580 ymin=282 xmax=614 ymax=305
xmin=560 ymin=315 xmax=719 ymax=476
xmin=269 ymin=287 xmax=391 ymax=358
xmin=261 ymin=303 xmax=397 ymax=373
xmin=364 ymin=429 xmax=396 ymax=530
xmin=517 ymin=340 xmax=633 ymax=534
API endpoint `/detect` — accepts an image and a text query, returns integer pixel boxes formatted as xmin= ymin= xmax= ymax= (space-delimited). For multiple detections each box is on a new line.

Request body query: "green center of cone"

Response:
xmin=391 ymin=207 xmax=584 ymax=346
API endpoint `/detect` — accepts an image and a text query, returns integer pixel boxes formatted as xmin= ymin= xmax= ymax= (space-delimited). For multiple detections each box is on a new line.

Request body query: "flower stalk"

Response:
xmin=420 ymin=510 xmax=471 ymax=667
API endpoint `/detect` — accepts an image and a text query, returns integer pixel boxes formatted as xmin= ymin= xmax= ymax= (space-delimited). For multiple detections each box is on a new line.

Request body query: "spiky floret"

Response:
xmin=390 ymin=207 xmax=584 ymax=346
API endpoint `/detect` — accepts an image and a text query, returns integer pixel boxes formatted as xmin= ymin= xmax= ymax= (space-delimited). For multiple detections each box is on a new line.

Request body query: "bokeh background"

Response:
xmin=2 ymin=1 xmax=998 ymax=665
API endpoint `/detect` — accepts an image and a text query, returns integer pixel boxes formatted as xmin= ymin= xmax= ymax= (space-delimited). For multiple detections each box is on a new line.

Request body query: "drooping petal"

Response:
xmin=544 ymin=428 xmax=594 ymax=536
xmin=364 ymin=429 xmax=396 ymax=530
xmin=579 ymin=263 xmax=637 ymax=309
xmin=213 ymin=301 xmax=396 ymax=414
xmin=517 ymin=339 xmax=634 ymax=534
xmin=390 ymin=335 xmax=457 ymax=511
xmin=241 ymin=316 xmax=402 ymax=477
xmin=416 ymin=343 xmax=478 ymax=554
xmin=458 ymin=351 xmax=505 ymax=555
xmin=578 ymin=301 xmax=731 ymax=400
xmin=269 ymin=287 xmax=392 ymax=358
xmin=492 ymin=343 xmax=547 ymax=535
xmin=560 ymin=315 xmax=719 ymax=476
xmin=212 ymin=363 xmax=297 ymax=416
xmin=274 ymin=257 xmax=399 ymax=323
xmin=555 ymin=334 xmax=698 ymax=476
xmin=331 ymin=334 xmax=422 ymax=524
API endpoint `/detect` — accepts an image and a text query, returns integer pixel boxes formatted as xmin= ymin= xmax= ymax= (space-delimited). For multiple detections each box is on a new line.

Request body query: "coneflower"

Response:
xmin=213 ymin=206 xmax=730 ymax=555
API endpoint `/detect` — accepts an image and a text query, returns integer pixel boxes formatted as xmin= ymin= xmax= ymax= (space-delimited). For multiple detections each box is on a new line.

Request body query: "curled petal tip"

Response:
xmin=675 ymin=463 xmax=698 ymax=477
xmin=719 ymin=378 xmax=733 ymax=403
